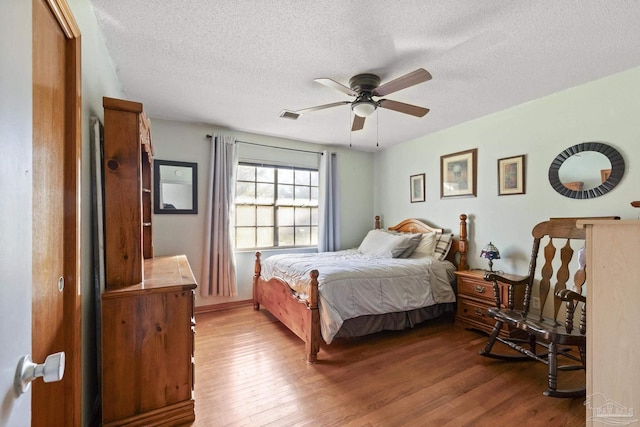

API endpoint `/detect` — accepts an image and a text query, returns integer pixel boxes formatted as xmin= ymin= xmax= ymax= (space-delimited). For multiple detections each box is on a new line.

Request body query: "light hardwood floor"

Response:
xmin=193 ymin=307 xmax=585 ymax=427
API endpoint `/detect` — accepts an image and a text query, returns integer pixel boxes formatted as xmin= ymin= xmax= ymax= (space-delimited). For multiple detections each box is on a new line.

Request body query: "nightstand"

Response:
xmin=454 ymin=269 xmax=526 ymax=338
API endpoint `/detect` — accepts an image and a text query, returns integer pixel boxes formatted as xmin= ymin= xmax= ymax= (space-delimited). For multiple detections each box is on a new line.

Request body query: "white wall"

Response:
xmin=1 ymin=2 xmax=32 ymax=425
xmin=150 ymin=119 xmax=374 ymax=306
xmin=373 ymin=66 xmax=640 ymax=275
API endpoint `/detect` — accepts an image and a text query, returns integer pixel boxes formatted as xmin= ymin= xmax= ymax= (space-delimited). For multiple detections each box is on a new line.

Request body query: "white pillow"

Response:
xmin=409 ymin=231 xmax=438 ymax=258
xmin=433 ymin=233 xmax=454 ymax=261
xmin=358 ymin=229 xmax=414 ymax=258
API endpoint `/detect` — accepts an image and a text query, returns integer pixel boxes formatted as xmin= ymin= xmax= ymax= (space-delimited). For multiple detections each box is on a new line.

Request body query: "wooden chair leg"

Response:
xmin=529 ymin=334 xmax=537 ymax=354
xmin=543 ymin=342 xmax=586 ymax=398
xmin=547 ymin=342 xmax=558 ymax=392
xmin=478 ymin=320 xmax=531 ymax=361
xmin=478 ymin=320 xmax=502 ymax=356
xmin=579 ymin=344 xmax=586 ymax=367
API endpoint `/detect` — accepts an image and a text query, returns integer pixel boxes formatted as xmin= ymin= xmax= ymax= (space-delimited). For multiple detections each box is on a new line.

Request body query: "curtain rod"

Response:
xmin=206 ymin=134 xmax=323 ymax=155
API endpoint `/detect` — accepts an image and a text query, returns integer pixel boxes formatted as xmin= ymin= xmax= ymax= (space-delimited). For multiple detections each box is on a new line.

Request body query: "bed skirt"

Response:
xmin=332 ymin=302 xmax=455 ymax=340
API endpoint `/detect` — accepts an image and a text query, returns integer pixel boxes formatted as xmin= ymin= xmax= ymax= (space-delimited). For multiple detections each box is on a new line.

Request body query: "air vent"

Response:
xmin=279 ymin=110 xmax=300 ymax=120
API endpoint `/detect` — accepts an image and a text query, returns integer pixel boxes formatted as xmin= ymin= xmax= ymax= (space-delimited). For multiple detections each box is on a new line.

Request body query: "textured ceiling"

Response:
xmin=89 ymin=1 xmax=640 ymax=151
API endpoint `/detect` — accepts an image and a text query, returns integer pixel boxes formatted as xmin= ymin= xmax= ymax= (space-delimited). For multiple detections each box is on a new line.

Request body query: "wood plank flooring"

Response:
xmin=192 ymin=308 xmax=585 ymax=427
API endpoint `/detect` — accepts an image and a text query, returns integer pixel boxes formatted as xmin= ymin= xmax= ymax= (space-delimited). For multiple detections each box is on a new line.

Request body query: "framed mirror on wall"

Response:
xmin=153 ymin=159 xmax=198 ymax=214
xmin=548 ymin=142 xmax=625 ymax=199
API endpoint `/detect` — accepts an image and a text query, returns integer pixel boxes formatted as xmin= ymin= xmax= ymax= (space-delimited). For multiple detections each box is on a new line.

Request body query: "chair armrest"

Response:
xmin=483 ymin=272 xmax=530 ymax=309
xmin=556 ymin=288 xmax=586 ymax=304
xmin=483 ymin=272 xmax=529 ymax=287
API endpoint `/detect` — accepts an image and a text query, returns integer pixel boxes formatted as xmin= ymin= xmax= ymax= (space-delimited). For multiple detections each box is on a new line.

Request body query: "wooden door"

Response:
xmin=32 ymin=0 xmax=81 ymax=425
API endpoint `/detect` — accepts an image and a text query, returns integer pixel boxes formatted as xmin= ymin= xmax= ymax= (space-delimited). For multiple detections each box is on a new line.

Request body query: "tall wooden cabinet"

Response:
xmin=101 ymin=97 xmax=196 ymax=426
xmin=103 ymin=96 xmax=154 ymax=288
xmin=578 ymin=219 xmax=640 ymax=426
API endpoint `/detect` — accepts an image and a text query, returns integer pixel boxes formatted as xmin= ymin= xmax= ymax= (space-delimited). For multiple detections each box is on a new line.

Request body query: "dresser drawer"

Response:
xmin=458 ymin=279 xmax=495 ymax=303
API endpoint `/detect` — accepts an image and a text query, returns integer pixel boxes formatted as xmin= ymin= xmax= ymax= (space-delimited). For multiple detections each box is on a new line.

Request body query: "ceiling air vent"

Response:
xmin=279 ymin=110 xmax=300 ymax=120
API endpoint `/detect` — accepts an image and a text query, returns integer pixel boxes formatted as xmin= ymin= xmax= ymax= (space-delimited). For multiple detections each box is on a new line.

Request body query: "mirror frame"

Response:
xmin=548 ymin=142 xmax=624 ymax=199
xmin=153 ymin=159 xmax=198 ymax=214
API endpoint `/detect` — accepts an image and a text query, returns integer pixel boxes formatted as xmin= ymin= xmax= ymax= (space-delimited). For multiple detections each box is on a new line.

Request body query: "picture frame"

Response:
xmin=441 ymin=148 xmax=477 ymax=198
xmin=410 ymin=173 xmax=425 ymax=203
xmin=497 ymin=154 xmax=526 ymax=196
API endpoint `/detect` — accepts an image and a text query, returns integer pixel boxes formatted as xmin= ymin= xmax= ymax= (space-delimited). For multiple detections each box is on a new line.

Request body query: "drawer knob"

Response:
xmin=475 ymin=308 xmax=484 ymax=317
xmin=474 ymin=285 xmax=485 ymax=293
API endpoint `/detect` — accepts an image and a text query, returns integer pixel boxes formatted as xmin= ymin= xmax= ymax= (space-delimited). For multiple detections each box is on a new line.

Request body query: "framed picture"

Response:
xmin=410 ymin=173 xmax=425 ymax=203
xmin=441 ymin=148 xmax=477 ymax=198
xmin=497 ymin=154 xmax=526 ymax=195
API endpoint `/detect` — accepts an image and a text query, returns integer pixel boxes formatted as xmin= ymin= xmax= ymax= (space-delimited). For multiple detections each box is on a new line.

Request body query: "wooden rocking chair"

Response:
xmin=479 ymin=217 xmax=612 ymax=398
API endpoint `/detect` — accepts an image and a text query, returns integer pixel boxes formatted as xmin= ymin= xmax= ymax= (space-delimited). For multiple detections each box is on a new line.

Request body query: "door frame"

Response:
xmin=33 ymin=0 xmax=82 ymax=425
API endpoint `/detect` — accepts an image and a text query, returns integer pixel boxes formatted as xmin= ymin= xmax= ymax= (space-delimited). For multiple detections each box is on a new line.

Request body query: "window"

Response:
xmin=234 ymin=163 xmax=319 ymax=249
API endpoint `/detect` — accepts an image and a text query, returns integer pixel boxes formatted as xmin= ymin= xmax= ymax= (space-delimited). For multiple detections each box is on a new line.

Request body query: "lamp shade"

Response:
xmin=480 ymin=242 xmax=500 ymax=260
xmin=351 ymin=100 xmax=377 ymax=117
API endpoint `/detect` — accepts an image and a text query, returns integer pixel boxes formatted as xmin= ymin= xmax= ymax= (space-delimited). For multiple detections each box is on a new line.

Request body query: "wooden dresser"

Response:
xmin=578 ymin=219 xmax=640 ymax=426
xmin=454 ymin=269 xmax=524 ymax=337
xmin=102 ymin=256 xmax=196 ymax=426
xmin=101 ymin=97 xmax=196 ymax=426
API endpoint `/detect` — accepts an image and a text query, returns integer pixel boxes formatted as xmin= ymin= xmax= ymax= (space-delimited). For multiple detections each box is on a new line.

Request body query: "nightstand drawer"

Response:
xmin=457 ymin=298 xmax=496 ymax=330
xmin=458 ymin=279 xmax=494 ymax=303
xmin=454 ymin=269 xmax=526 ymax=338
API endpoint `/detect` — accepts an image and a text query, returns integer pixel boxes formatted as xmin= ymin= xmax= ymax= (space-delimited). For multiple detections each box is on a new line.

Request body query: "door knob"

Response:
xmin=14 ymin=352 xmax=65 ymax=396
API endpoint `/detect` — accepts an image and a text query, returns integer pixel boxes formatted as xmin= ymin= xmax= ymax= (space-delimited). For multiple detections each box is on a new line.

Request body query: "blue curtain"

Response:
xmin=318 ymin=151 xmax=340 ymax=252
xmin=201 ymin=134 xmax=238 ymax=296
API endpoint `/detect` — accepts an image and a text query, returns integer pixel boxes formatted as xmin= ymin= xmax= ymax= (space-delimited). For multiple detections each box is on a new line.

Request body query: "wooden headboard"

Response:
xmin=375 ymin=214 xmax=468 ymax=270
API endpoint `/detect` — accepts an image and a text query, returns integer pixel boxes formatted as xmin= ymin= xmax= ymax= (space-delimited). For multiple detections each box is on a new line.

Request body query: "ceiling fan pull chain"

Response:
xmin=376 ymin=108 xmax=379 ymax=147
xmin=349 ymin=108 xmax=352 ymax=148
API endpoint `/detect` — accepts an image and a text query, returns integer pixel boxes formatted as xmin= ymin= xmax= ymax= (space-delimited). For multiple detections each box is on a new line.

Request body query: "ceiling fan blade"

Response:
xmin=351 ymin=114 xmax=365 ymax=131
xmin=314 ymin=78 xmax=358 ymax=97
xmin=295 ymin=101 xmax=350 ymax=114
xmin=373 ymin=68 xmax=432 ymax=97
xmin=280 ymin=101 xmax=350 ymax=119
xmin=378 ymin=99 xmax=430 ymax=117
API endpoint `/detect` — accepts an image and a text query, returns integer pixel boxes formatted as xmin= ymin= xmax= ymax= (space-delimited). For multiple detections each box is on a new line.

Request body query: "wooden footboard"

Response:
xmin=253 ymin=252 xmax=321 ymax=363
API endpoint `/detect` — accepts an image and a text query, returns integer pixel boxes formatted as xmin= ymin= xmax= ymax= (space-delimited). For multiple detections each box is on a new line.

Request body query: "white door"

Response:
xmin=0 ymin=1 xmax=33 ymax=426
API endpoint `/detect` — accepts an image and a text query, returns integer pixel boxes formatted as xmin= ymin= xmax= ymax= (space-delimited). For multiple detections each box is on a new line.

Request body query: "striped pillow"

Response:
xmin=433 ymin=233 xmax=453 ymax=261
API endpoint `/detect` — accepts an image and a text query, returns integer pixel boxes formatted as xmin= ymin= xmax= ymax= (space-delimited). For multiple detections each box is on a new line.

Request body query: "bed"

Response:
xmin=253 ymin=214 xmax=469 ymax=362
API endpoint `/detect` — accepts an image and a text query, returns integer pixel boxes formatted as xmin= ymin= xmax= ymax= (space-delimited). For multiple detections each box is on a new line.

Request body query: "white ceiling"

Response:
xmin=89 ymin=1 xmax=640 ymax=151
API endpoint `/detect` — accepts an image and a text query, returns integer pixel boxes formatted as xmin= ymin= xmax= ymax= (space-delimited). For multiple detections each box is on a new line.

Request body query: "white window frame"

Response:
xmin=234 ymin=162 xmax=319 ymax=250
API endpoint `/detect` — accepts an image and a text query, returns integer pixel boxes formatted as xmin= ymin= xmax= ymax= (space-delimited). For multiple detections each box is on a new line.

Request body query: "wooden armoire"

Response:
xmin=101 ymin=97 xmax=196 ymax=426
xmin=578 ymin=219 xmax=640 ymax=426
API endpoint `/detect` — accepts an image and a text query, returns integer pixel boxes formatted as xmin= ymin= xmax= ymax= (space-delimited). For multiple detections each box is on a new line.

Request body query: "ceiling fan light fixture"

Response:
xmin=351 ymin=100 xmax=377 ymax=117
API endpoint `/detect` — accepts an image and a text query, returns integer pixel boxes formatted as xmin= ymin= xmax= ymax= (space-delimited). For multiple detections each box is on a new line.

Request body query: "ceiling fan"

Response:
xmin=280 ymin=68 xmax=432 ymax=131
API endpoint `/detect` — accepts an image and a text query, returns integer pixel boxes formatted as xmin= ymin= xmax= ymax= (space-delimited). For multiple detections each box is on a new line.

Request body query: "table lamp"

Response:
xmin=480 ymin=242 xmax=500 ymax=272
